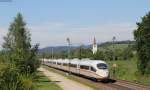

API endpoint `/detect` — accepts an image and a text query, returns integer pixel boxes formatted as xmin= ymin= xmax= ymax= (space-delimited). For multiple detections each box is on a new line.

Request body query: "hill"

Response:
xmin=39 ymin=40 xmax=135 ymax=54
xmin=39 ymin=45 xmax=91 ymax=54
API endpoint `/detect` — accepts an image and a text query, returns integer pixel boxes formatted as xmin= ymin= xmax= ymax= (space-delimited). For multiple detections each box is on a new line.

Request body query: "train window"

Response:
xmin=70 ymin=64 xmax=77 ymax=67
xmin=57 ymin=63 xmax=61 ymax=65
xmin=97 ymin=63 xmax=107 ymax=69
xmin=91 ymin=67 xmax=96 ymax=72
xmin=80 ymin=65 xmax=89 ymax=70
xmin=53 ymin=62 xmax=56 ymax=64
xmin=63 ymin=63 xmax=68 ymax=66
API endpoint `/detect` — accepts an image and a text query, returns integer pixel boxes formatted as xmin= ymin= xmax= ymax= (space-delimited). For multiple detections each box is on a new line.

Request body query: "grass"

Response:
xmin=107 ymin=58 xmax=137 ymax=80
xmin=36 ymin=72 xmax=62 ymax=90
xmin=43 ymin=66 xmax=99 ymax=90
xmin=106 ymin=57 xmax=150 ymax=86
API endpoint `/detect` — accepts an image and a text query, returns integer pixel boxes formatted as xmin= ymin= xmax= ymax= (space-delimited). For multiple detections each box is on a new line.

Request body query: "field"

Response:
xmin=106 ymin=58 xmax=150 ymax=86
xmin=98 ymin=43 xmax=129 ymax=51
xmin=36 ymin=72 xmax=62 ymax=90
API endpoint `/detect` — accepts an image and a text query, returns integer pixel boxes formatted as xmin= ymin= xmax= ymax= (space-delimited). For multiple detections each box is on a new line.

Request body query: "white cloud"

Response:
xmin=0 ymin=22 xmax=136 ymax=49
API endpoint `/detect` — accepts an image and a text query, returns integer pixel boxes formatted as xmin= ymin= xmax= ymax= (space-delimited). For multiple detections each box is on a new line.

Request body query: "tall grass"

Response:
xmin=0 ymin=64 xmax=36 ymax=90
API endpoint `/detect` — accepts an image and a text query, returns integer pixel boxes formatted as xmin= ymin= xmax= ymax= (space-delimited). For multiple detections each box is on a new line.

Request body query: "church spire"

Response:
xmin=93 ymin=37 xmax=96 ymax=45
xmin=92 ymin=37 xmax=97 ymax=54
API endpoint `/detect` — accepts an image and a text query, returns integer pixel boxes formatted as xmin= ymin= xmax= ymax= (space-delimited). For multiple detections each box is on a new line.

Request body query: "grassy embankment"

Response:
xmin=107 ymin=58 xmax=150 ymax=86
xmin=36 ymin=72 xmax=62 ymax=90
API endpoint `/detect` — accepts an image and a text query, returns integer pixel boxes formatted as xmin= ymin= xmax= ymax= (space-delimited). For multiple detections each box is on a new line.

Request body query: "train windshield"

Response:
xmin=97 ymin=63 xmax=107 ymax=69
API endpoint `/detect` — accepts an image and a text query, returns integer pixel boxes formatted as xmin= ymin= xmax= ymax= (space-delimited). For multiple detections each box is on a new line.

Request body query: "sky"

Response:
xmin=0 ymin=0 xmax=150 ymax=49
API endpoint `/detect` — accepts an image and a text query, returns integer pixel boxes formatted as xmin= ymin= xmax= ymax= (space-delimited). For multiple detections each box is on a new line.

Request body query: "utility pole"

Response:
xmin=79 ymin=45 xmax=82 ymax=60
xmin=51 ymin=47 xmax=54 ymax=59
xmin=112 ymin=36 xmax=116 ymax=61
xmin=66 ymin=37 xmax=71 ymax=75
xmin=112 ymin=36 xmax=116 ymax=79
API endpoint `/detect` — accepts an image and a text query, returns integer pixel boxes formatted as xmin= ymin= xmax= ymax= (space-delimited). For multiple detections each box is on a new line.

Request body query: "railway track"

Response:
xmin=43 ymin=65 xmax=150 ymax=90
xmin=114 ymin=80 xmax=150 ymax=90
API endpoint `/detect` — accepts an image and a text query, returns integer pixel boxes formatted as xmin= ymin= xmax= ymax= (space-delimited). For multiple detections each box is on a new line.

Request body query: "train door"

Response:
xmin=77 ymin=64 xmax=80 ymax=74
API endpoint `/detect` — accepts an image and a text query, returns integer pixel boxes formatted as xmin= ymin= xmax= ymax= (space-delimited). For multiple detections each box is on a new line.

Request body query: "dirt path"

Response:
xmin=38 ymin=67 xmax=93 ymax=90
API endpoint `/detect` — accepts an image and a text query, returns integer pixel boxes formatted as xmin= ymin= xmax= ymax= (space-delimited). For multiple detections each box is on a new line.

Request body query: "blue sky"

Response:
xmin=0 ymin=0 xmax=150 ymax=48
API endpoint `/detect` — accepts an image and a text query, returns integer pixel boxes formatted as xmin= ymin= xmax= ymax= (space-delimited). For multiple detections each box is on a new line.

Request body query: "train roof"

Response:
xmin=43 ymin=58 xmax=107 ymax=66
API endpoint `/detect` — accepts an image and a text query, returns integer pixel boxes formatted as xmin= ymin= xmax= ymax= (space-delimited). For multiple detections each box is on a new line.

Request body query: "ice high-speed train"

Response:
xmin=42 ymin=58 xmax=109 ymax=81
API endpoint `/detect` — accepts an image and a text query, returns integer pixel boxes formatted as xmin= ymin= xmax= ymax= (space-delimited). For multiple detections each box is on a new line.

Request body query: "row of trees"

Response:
xmin=40 ymin=47 xmax=92 ymax=59
xmin=93 ymin=45 xmax=134 ymax=60
xmin=0 ymin=13 xmax=40 ymax=90
xmin=41 ymin=44 xmax=134 ymax=61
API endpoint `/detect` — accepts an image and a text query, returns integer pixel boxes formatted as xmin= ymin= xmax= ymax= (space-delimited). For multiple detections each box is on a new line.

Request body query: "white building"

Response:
xmin=92 ymin=37 xmax=97 ymax=54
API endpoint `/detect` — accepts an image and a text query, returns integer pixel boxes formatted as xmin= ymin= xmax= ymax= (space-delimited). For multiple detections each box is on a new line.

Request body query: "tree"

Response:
xmin=104 ymin=49 xmax=113 ymax=60
xmin=3 ymin=13 xmax=40 ymax=74
xmin=122 ymin=45 xmax=133 ymax=60
xmin=92 ymin=50 xmax=105 ymax=60
xmin=134 ymin=12 xmax=150 ymax=75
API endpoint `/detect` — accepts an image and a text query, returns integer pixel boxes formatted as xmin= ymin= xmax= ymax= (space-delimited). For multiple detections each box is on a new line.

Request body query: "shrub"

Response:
xmin=0 ymin=65 xmax=36 ymax=90
xmin=0 ymin=65 xmax=20 ymax=90
xmin=19 ymin=75 xmax=36 ymax=90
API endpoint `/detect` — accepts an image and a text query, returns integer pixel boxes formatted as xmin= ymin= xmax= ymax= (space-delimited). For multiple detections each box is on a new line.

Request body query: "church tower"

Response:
xmin=92 ymin=37 xmax=97 ymax=54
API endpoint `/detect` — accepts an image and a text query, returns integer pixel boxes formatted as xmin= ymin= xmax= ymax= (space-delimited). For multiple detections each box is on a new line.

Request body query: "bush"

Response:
xmin=92 ymin=50 xmax=105 ymax=60
xmin=0 ymin=65 xmax=36 ymax=90
xmin=0 ymin=65 xmax=20 ymax=90
xmin=19 ymin=75 xmax=36 ymax=90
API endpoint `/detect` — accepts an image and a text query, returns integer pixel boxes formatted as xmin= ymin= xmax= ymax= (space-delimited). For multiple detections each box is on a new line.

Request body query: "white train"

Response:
xmin=42 ymin=58 xmax=109 ymax=81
